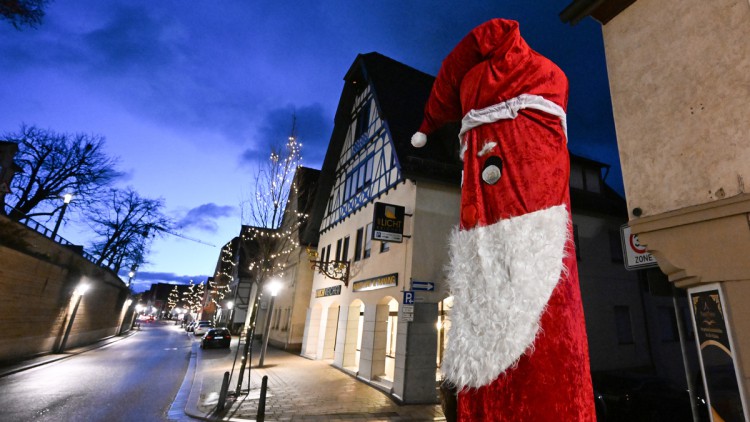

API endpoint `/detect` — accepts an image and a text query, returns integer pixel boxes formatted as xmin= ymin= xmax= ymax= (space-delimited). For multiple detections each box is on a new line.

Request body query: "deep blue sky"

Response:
xmin=0 ymin=1 xmax=619 ymax=292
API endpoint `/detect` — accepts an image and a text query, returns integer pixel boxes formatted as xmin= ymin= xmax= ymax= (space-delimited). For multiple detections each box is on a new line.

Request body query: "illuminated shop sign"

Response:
xmin=352 ymin=273 xmax=398 ymax=292
xmin=372 ymin=202 xmax=405 ymax=243
xmin=315 ymin=285 xmax=342 ymax=298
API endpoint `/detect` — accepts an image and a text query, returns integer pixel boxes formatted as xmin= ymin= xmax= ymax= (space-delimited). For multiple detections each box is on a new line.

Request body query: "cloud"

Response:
xmin=176 ymin=203 xmax=236 ymax=233
xmin=239 ymin=103 xmax=332 ymax=169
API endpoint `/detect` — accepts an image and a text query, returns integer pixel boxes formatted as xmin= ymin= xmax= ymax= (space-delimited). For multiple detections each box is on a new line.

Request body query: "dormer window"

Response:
xmin=570 ymin=161 xmax=602 ymax=193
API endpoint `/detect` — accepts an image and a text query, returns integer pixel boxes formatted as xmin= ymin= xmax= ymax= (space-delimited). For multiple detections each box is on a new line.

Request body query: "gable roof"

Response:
xmin=304 ymin=52 xmax=462 ymax=239
xmin=352 ymin=53 xmax=462 ymax=184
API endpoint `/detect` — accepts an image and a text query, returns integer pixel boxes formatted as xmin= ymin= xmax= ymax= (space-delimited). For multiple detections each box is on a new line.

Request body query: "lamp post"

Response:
xmin=58 ymin=283 xmax=89 ymax=353
xmin=226 ymin=301 xmax=234 ymax=331
xmin=127 ymin=268 xmax=136 ymax=288
xmin=258 ymin=280 xmax=282 ymax=367
xmin=51 ymin=193 xmax=73 ymax=240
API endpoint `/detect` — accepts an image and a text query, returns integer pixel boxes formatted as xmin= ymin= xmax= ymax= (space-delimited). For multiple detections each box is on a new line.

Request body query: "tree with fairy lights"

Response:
xmin=166 ymin=285 xmax=180 ymax=314
xmin=233 ymin=115 xmax=316 ymax=389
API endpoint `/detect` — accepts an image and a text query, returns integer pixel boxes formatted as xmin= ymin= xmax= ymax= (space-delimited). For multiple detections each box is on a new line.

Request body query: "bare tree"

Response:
xmin=1 ymin=0 xmax=49 ymax=29
xmin=233 ymin=116 xmax=310 ymax=386
xmin=2 ymin=124 xmax=119 ymax=222
xmin=85 ymin=187 xmax=172 ymax=274
xmin=239 ymin=117 xmax=305 ymax=294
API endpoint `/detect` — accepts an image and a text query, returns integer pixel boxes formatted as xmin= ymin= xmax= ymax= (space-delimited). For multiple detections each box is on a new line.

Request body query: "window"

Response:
xmin=609 ymin=230 xmax=623 ymax=263
xmin=354 ymin=228 xmax=363 ymax=261
xmin=354 ymin=100 xmax=371 ymax=141
xmin=584 ymin=168 xmax=601 ymax=193
xmin=614 ymin=306 xmax=634 ymax=344
xmin=335 ymin=238 xmax=342 ymax=261
xmin=573 ymin=224 xmax=581 ymax=261
xmin=342 ymin=236 xmax=350 ymax=261
xmin=380 ymin=240 xmax=390 ymax=253
xmin=325 ymin=244 xmax=331 ymax=263
xmin=364 ymin=223 xmax=372 ymax=259
xmin=570 ymin=162 xmax=602 ymax=193
xmin=345 ymin=156 xmax=374 ymax=200
xmin=569 ymin=163 xmax=584 ymax=190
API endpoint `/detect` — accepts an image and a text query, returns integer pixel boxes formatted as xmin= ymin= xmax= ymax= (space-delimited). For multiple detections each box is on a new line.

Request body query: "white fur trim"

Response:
xmin=442 ymin=205 xmax=569 ymax=389
xmin=457 ymin=94 xmax=568 ymax=156
xmin=477 ymin=141 xmax=497 ymax=157
xmin=411 ymin=131 xmax=427 ymax=148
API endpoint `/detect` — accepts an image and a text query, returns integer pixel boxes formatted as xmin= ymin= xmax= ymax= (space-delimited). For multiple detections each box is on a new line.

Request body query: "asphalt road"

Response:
xmin=0 ymin=321 xmax=194 ymax=422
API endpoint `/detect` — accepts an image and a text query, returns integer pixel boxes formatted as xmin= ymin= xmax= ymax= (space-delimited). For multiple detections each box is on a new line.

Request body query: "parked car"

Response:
xmin=193 ymin=321 xmax=213 ymax=336
xmin=185 ymin=321 xmax=196 ymax=332
xmin=592 ymin=372 xmax=708 ymax=422
xmin=201 ymin=328 xmax=232 ymax=349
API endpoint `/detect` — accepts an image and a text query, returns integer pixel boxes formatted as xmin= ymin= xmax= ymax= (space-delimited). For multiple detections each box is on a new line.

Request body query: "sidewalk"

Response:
xmin=183 ymin=327 xmax=446 ymax=421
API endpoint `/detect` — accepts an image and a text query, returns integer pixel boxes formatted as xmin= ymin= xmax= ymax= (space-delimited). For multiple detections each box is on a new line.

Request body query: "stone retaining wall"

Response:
xmin=0 ymin=215 xmax=131 ymax=363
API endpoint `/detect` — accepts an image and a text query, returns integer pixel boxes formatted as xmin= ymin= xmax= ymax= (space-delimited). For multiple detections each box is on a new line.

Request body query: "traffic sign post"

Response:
xmin=620 ymin=224 xmax=658 ymax=271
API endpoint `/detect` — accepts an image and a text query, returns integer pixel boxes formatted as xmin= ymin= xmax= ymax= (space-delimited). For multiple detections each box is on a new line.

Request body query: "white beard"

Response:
xmin=441 ymin=204 xmax=569 ymax=389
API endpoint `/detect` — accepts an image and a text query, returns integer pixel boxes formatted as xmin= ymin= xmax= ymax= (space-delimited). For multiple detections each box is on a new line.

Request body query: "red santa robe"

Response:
xmin=412 ymin=19 xmax=595 ymax=421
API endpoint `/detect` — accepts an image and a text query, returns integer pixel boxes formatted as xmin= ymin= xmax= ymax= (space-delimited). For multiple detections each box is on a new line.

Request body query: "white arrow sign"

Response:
xmin=412 ymin=281 xmax=434 ymax=291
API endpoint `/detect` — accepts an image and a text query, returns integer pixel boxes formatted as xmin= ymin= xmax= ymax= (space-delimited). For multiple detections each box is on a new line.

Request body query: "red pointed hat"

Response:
xmin=411 ymin=18 xmax=568 ymax=148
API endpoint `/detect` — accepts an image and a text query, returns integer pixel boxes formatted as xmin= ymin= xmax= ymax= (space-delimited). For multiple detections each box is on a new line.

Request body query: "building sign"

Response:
xmin=372 ymin=202 xmax=405 ymax=243
xmin=689 ymin=285 xmax=747 ymax=421
xmin=402 ymin=304 xmax=414 ymax=322
xmin=620 ymin=224 xmax=658 ymax=270
xmin=315 ymin=285 xmax=342 ymax=298
xmin=352 ymin=273 xmax=398 ymax=292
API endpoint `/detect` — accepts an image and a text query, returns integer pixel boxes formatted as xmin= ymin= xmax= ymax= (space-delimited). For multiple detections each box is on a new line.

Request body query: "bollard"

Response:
xmin=218 ymin=371 xmax=230 ymax=412
xmin=257 ymin=375 xmax=268 ymax=419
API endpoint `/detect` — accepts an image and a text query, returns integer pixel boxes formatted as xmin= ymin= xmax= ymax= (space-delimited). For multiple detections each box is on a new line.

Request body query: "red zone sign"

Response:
xmin=620 ymin=224 xmax=658 ymax=271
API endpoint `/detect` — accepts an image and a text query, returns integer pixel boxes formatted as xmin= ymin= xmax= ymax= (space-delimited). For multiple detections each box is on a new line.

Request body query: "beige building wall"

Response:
xmin=303 ymin=179 xmax=459 ymax=403
xmin=603 ymin=0 xmax=750 ymax=218
xmin=597 ymin=0 xmax=750 ymax=415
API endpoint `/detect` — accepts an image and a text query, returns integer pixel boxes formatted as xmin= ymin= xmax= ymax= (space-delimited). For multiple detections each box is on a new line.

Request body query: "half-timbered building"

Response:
xmin=300 ymin=52 xmax=462 ymax=404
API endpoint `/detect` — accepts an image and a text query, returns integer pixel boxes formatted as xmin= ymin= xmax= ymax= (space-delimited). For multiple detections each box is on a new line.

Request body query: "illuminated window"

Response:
xmin=354 ymin=228 xmax=363 ymax=261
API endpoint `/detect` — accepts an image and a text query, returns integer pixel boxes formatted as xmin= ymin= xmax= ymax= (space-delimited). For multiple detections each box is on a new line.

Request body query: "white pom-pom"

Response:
xmin=411 ymin=132 xmax=427 ymax=148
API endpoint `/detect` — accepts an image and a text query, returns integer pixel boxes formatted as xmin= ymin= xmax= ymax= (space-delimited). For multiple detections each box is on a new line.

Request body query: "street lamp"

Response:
xmin=127 ymin=269 xmax=136 ymax=288
xmin=57 ymin=283 xmax=89 ymax=352
xmin=226 ymin=301 xmax=235 ymax=330
xmin=51 ymin=193 xmax=73 ymax=240
xmin=259 ymin=280 xmax=282 ymax=367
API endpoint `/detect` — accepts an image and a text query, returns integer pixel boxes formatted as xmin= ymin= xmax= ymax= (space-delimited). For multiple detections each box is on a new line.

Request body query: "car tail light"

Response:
xmin=206 ymin=336 xmax=213 ymax=340
xmin=224 ymin=336 xmax=231 ymax=339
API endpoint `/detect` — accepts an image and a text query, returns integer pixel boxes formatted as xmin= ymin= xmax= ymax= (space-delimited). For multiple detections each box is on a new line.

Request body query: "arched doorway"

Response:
xmin=379 ymin=297 xmax=399 ymax=382
xmin=342 ymin=299 xmax=364 ymax=372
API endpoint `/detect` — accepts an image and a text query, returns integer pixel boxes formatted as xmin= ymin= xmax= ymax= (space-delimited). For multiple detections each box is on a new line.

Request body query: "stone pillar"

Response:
xmin=358 ymin=305 xmax=378 ymax=380
xmin=301 ymin=307 xmax=321 ymax=358
xmin=392 ymin=302 xmax=438 ymax=404
xmin=323 ymin=306 xmax=339 ymax=359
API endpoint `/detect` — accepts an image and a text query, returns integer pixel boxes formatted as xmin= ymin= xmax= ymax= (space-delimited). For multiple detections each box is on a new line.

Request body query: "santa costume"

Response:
xmin=412 ymin=19 xmax=595 ymax=421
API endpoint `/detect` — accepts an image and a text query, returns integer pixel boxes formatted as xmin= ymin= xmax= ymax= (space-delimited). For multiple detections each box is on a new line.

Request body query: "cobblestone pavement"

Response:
xmin=186 ymin=331 xmax=446 ymax=421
